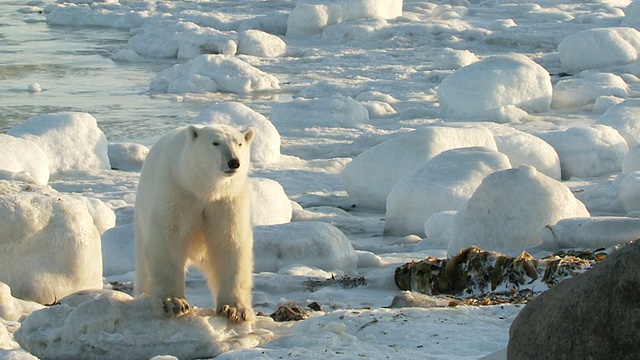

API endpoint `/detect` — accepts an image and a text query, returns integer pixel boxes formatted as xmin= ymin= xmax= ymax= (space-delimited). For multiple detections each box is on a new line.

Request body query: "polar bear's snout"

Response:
xmin=225 ymin=158 xmax=241 ymax=173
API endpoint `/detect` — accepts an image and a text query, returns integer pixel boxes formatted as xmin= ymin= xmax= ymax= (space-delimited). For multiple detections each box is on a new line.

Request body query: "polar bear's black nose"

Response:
xmin=227 ymin=159 xmax=240 ymax=170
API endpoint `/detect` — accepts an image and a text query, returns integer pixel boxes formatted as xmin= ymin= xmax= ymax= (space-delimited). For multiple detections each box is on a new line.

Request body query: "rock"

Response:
xmin=507 ymin=241 xmax=640 ymax=359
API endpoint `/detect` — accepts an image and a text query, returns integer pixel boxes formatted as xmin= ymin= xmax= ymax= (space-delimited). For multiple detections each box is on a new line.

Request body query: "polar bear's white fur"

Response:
xmin=135 ymin=124 xmax=255 ymax=323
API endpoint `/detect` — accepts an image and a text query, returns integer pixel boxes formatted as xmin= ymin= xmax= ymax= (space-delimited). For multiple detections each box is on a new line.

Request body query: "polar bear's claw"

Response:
xmin=217 ymin=304 xmax=254 ymax=324
xmin=160 ymin=297 xmax=190 ymax=317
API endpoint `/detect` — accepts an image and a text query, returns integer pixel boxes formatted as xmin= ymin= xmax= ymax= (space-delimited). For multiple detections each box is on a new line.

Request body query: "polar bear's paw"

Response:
xmin=217 ymin=304 xmax=255 ymax=324
xmin=156 ymin=297 xmax=191 ymax=317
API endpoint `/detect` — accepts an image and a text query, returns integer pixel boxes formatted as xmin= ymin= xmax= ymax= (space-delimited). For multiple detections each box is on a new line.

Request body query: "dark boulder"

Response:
xmin=507 ymin=241 xmax=640 ymax=359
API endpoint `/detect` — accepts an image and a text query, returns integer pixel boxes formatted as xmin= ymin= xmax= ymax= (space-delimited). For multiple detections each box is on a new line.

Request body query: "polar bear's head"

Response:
xmin=181 ymin=124 xmax=255 ymax=199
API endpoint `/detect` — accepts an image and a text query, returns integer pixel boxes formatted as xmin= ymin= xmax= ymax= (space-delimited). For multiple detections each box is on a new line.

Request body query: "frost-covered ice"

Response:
xmin=4 ymin=0 xmax=640 ymax=358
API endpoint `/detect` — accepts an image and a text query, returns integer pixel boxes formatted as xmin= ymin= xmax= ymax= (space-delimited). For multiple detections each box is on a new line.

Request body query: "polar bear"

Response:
xmin=135 ymin=124 xmax=255 ymax=323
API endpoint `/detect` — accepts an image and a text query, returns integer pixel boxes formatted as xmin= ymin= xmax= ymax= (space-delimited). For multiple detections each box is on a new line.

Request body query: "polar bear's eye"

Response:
xmin=212 ymin=142 xmax=220 ymax=146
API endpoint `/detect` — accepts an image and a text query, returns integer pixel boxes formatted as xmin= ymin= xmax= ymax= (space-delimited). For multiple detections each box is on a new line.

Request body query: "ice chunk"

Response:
xmin=484 ymin=123 xmax=561 ymax=180
xmin=129 ymin=20 xmax=236 ymax=59
xmin=551 ymin=72 xmax=629 ymax=110
xmin=385 ymin=147 xmax=511 ymax=236
xmin=250 ymin=178 xmax=292 ymax=226
xmin=342 ymin=125 xmax=497 ymax=210
xmin=597 ymin=99 xmax=640 ymax=147
xmin=448 ymin=165 xmax=590 ymax=254
xmin=8 ymin=112 xmax=110 ymax=175
xmin=0 ymin=134 xmax=49 ymax=185
xmin=418 ymin=211 xmax=456 ymax=249
xmin=254 ymin=222 xmax=357 ymax=273
xmin=237 ymin=30 xmax=287 ymax=57
xmin=193 ymin=102 xmax=281 ymax=163
xmin=535 ymin=125 xmax=628 ymax=180
xmin=623 ymin=144 xmax=640 ymax=174
xmin=437 ymin=54 xmax=552 ymax=120
xmin=269 ymin=95 xmax=369 ymax=129
xmin=286 ymin=0 xmax=403 ymax=38
xmin=108 ymin=142 xmax=149 ymax=172
xmin=619 ymin=171 xmax=640 ymax=213
xmin=15 ymin=290 xmax=288 ymax=360
xmin=101 ymin=223 xmax=135 ymax=277
xmin=0 ymin=190 xmax=103 ymax=304
xmin=558 ymin=27 xmax=640 ymax=73
xmin=151 ymin=54 xmax=279 ymax=94
xmin=540 ymin=217 xmax=640 ymax=249
xmin=0 ymin=282 xmax=44 ymax=322
xmin=433 ymin=48 xmax=478 ymax=70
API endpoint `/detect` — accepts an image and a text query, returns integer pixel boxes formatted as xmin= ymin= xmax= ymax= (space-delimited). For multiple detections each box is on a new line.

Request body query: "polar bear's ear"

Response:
xmin=242 ymin=128 xmax=255 ymax=144
xmin=187 ymin=126 xmax=200 ymax=141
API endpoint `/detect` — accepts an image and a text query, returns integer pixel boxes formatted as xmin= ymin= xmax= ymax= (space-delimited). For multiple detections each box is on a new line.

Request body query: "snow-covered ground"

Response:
xmin=2 ymin=0 xmax=640 ymax=358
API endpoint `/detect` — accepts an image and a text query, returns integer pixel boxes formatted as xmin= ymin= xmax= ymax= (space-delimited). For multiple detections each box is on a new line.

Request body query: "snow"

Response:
xmin=558 ymin=27 xmax=640 ymax=73
xmin=342 ymin=125 xmax=497 ymax=210
xmin=254 ymin=221 xmax=358 ymax=274
xmin=7 ymin=112 xmax=111 ymax=176
xmin=448 ymin=165 xmax=590 ymax=254
xmin=436 ymin=54 xmax=553 ymax=120
xmin=534 ymin=125 xmax=629 ymax=180
xmin=3 ymin=0 xmax=640 ymax=358
xmin=0 ymin=134 xmax=49 ymax=186
xmin=193 ymin=102 xmax=281 ymax=163
xmin=385 ymin=147 xmax=511 ymax=236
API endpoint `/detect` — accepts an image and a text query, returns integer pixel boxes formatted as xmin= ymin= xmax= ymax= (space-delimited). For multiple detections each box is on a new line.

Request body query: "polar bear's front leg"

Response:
xmin=144 ymin=223 xmax=192 ymax=318
xmin=212 ymin=244 xmax=255 ymax=324
xmin=203 ymin=204 xmax=255 ymax=323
